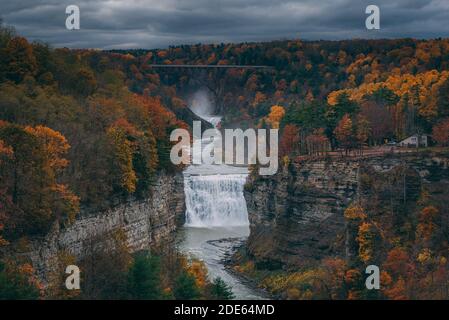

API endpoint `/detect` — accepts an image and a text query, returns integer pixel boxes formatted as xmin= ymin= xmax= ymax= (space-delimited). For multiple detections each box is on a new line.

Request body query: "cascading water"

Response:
xmin=183 ymin=89 xmax=249 ymax=228
xmin=178 ymin=89 xmax=265 ymax=299
xmin=184 ymin=174 xmax=249 ymax=227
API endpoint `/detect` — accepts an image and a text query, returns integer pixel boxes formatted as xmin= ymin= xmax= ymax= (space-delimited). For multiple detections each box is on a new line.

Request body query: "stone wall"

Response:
xmin=244 ymin=152 xmax=449 ymax=268
xmin=20 ymin=171 xmax=185 ymax=284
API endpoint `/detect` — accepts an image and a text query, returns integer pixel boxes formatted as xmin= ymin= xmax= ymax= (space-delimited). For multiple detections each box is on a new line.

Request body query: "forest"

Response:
xmin=1 ymin=19 xmax=449 ymax=299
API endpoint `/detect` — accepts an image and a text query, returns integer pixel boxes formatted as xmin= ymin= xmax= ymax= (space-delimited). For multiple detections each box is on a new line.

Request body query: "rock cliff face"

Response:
xmin=244 ymin=152 xmax=449 ymax=269
xmin=23 ymin=171 xmax=185 ymax=284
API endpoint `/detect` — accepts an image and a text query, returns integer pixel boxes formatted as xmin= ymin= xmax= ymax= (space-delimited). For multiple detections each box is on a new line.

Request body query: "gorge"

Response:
xmin=13 ymin=85 xmax=449 ymax=299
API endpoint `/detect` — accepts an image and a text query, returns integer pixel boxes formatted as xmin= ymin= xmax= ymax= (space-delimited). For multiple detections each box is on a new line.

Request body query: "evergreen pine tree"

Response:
xmin=127 ymin=253 xmax=162 ymax=299
xmin=173 ymin=270 xmax=200 ymax=300
xmin=209 ymin=277 xmax=234 ymax=300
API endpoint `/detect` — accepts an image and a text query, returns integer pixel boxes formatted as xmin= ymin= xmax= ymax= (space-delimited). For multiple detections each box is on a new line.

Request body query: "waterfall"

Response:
xmin=184 ymin=173 xmax=249 ymax=227
xmin=183 ymin=89 xmax=249 ymax=228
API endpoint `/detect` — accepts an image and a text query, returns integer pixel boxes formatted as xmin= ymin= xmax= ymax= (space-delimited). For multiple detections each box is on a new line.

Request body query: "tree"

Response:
xmin=173 ymin=270 xmax=200 ymax=300
xmin=74 ymin=68 xmax=97 ymax=96
xmin=1 ymin=36 xmax=37 ymax=83
xmin=305 ymin=128 xmax=330 ymax=156
xmin=209 ymin=277 xmax=235 ymax=300
xmin=416 ymin=206 xmax=439 ymax=242
xmin=355 ymin=114 xmax=370 ymax=153
xmin=356 ymin=222 xmax=379 ymax=263
xmin=279 ymin=124 xmax=299 ymax=157
xmin=24 ymin=125 xmax=70 ymax=171
xmin=0 ymin=261 xmax=41 ymax=299
xmin=437 ymin=78 xmax=449 ymax=118
xmin=81 ymin=230 xmax=132 ymax=299
xmin=334 ymin=114 xmax=353 ymax=155
xmin=0 ymin=123 xmax=78 ymax=238
xmin=266 ymin=105 xmax=285 ymax=129
xmin=106 ymin=125 xmax=137 ymax=194
xmin=333 ymin=93 xmax=359 ymax=119
xmin=383 ymin=247 xmax=413 ymax=278
xmin=360 ymin=100 xmax=393 ymax=145
xmin=133 ymin=131 xmax=158 ymax=197
xmin=188 ymin=260 xmax=209 ymax=290
xmin=127 ymin=253 xmax=162 ymax=300
xmin=0 ymin=139 xmax=13 ymax=246
xmin=0 ymin=139 xmax=12 ymax=160
xmin=432 ymin=118 xmax=449 ymax=146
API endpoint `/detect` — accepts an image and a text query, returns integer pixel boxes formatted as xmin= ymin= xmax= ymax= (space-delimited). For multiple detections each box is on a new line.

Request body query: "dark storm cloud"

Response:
xmin=1 ymin=0 xmax=448 ymax=49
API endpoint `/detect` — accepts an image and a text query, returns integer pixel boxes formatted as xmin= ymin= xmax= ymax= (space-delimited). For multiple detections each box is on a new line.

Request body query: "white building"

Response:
xmin=398 ymin=134 xmax=428 ymax=148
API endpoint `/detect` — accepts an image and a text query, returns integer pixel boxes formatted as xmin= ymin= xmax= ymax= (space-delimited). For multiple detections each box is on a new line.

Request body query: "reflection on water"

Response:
xmin=177 ymin=226 xmax=265 ymax=300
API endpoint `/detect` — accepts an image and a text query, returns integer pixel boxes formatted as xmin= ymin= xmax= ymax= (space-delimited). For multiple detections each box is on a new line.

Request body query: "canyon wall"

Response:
xmin=20 ymin=172 xmax=185 ymax=285
xmin=244 ymin=151 xmax=449 ymax=269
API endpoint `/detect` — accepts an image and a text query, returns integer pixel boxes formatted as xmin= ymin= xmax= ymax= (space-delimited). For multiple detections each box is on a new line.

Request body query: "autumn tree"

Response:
xmin=437 ymin=78 xmax=449 ymax=118
xmin=279 ymin=124 xmax=299 ymax=157
xmin=305 ymin=128 xmax=330 ymax=156
xmin=416 ymin=206 xmax=440 ymax=242
xmin=187 ymin=259 xmax=209 ymax=290
xmin=357 ymin=222 xmax=380 ymax=263
xmin=360 ymin=100 xmax=393 ymax=145
xmin=0 ymin=139 xmax=12 ymax=246
xmin=334 ymin=114 xmax=354 ymax=155
xmin=106 ymin=124 xmax=137 ymax=194
xmin=266 ymin=105 xmax=285 ymax=129
xmin=383 ymin=248 xmax=413 ymax=281
xmin=0 ymin=261 xmax=41 ymax=299
xmin=81 ymin=230 xmax=132 ymax=299
xmin=355 ymin=114 xmax=370 ymax=153
xmin=381 ymin=247 xmax=416 ymax=299
xmin=432 ymin=118 xmax=449 ymax=146
xmin=0 ymin=123 xmax=78 ymax=238
xmin=1 ymin=36 xmax=37 ymax=83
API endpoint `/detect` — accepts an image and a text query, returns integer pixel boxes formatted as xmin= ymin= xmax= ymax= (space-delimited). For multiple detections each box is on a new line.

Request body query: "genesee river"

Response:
xmin=177 ymin=90 xmax=265 ymax=300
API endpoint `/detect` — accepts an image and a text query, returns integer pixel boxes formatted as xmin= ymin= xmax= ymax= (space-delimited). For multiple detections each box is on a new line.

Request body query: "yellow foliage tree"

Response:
xmin=188 ymin=259 xmax=209 ymax=289
xmin=24 ymin=125 xmax=70 ymax=171
xmin=357 ymin=222 xmax=377 ymax=263
xmin=266 ymin=105 xmax=285 ymax=129
xmin=106 ymin=126 xmax=137 ymax=193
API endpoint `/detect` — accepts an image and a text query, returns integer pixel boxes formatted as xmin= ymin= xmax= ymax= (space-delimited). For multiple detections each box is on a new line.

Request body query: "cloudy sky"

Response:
xmin=1 ymin=0 xmax=449 ymax=49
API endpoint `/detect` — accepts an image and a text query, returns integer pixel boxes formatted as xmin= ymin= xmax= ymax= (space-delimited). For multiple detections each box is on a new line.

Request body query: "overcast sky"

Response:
xmin=1 ymin=0 xmax=449 ymax=49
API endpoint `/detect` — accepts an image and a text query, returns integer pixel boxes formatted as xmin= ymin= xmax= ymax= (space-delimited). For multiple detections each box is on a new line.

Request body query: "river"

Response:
xmin=177 ymin=90 xmax=264 ymax=300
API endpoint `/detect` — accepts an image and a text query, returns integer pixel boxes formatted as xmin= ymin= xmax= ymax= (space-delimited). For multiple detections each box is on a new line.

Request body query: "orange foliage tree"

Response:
xmin=334 ymin=114 xmax=353 ymax=154
xmin=266 ymin=105 xmax=285 ymax=129
xmin=305 ymin=128 xmax=330 ymax=156
xmin=0 ymin=123 xmax=78 ymax=238
xmin=432 ymin=118 xmax=449 ymax=146
xmin=280 ymin=124 xmax=299 ymax=157
xmin=0 ymin=139 xmax=13 ymax=246
xmin=416 ymin=206 xmax=439 ymax=242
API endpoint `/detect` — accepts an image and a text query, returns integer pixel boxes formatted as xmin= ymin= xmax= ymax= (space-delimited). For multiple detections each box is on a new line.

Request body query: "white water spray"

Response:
xmin=183 ymin=89 xmax=249 ymax=228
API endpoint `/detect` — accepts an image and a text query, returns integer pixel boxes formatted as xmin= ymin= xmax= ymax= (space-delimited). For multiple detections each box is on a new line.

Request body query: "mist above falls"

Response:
xmin=188 ymin=89 xmax=221 ymax=128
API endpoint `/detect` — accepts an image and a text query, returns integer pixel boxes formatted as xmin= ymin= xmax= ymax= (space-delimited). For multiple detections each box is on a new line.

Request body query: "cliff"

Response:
xmin=15 ymin=171 xmax=185 ymax=285
xmin=244 ymin=151 xmax=449 ymax=269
